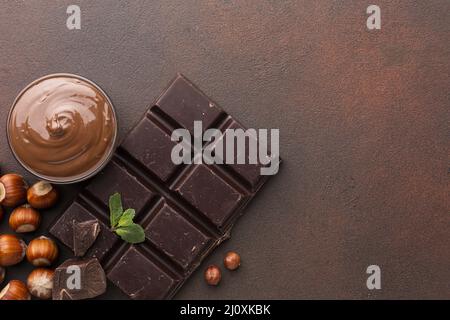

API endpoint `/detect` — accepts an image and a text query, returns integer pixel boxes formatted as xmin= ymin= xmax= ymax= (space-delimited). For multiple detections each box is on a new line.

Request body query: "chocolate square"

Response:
xmin=210 ymin=119 xmax=266 ymax=190
xmin=156 ymin=74 xmax=223 ymax=133
xmin=86 ymin=160 xmax=155 ymax=213
xmin=175 ymin=164 xmax=244 ymax=229
xmin=144 ymin=202 xmax=213 ymax=271
xmin=107 ymin=247 xmax=179 ymax=299
xmin=121 ymin=117 xmax=179 ymax=182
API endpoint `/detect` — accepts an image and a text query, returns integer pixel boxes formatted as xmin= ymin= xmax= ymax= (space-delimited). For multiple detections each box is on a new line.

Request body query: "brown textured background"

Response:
xmin=0 ymin=1 xmax=449 ymax=299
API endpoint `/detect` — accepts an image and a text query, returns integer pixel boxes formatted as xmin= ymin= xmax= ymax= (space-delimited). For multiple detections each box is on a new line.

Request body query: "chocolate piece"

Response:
xmin=144 ymin=202 xmax=213 ymax=269
xmin=121 ymin=117 xmax=179 ymax=182
xmin=86 ymin=160 xmax=156 ymax=213
xmin=175 ymin=164 xmax=245 ymax=229
xmin=155 ymin=75 xmax=223 ymax=134
xmin=50 ymin=74 xmax=279 ymax=299
xmin=50 ymin=202 xmax=119 ymax=261
xmin=53 ymin=258 xmax=106 ymax=300
xmin=209 ymin=119 xmax=266 ymax=190
xmin=73 ymin=220 xmax=100 ymax=257
xmin=107 ymin=246 xmax=180 ymax=299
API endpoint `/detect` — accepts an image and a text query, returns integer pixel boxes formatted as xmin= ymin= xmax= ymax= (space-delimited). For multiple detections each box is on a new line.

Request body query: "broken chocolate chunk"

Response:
xmin=50 ymin=202 xmax=119 ymax=261
xmin=53 ymin=258 xmax=106 ymax=300
xmin=73 ymin=219 xmax=101 ymax=257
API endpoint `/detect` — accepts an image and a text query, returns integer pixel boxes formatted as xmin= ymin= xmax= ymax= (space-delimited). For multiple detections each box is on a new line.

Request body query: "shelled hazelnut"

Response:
xmin=9 ymin=204 xmax=41 ymax=233
xmin=204 ymin=265 xmax=221 ymax=286
xmin=224 ymin=251 xmax=241 ymax=271
xmin=26 ymin=236 xmax=58 ymax=267
xmin=0 ymin=280 xmax=31 ymax=300
xmin=0 ymin=174 xmax=28 ymax=207
xmin=27 ymin=181 xmax=58 ymax=209
xmin=27 ymin=268 xmax=54 ymax=300
xmin=0 ymin=234 xmax=27 ymax=267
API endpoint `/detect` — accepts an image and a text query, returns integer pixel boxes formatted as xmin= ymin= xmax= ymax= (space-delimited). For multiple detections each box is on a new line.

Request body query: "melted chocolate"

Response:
xmin=8 ymin=74 xmax=117 ymax=182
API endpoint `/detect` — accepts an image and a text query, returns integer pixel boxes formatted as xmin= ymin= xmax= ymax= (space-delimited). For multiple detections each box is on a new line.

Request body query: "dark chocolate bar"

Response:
xmin=50 ymin=74 xmax=279 ymax=299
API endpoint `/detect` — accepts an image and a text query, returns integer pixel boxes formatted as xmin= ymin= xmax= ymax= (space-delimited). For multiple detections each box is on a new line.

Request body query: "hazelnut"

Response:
xmin=27 ymin=268 xmax=54 ymax=300
xmin=204 ymin=265 xmax=221 ymax=286
xmin=9 ymin=204 xmax=41 ymax=233
xmin=0 ymin=234 xmax=27 ymax=266
xmin=0 ymin=267 xmax=5 ymax=284
xmin=0 ymin=280 xmax=31 ymax=300
xmin=26 ymin=236 xmax=58 ymax=266
xmin=27 ymin=181 xmax=58 ymax=209
xmin=0 ymin=205 xmax=3 ymax=222
xmin=224 ymin=251 xmax=241 ymax=270
xmin=0 ymin=174 xmax=28 ymax=207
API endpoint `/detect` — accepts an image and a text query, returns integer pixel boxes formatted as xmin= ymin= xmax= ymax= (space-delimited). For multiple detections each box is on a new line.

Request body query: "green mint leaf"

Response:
xmin=109 ymin=193 xmax=123 ymax=228
xmin=108 ymin=193 xmax=144 ymax=244
xmin=117 ymin=208 xmax=136 ymax=228
xmin=115 ymin=223 xmax=145 ymax=244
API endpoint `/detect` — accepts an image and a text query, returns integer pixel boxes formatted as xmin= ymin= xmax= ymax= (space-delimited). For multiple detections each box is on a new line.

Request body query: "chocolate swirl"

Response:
xmin=8 ymin=75 xmax=117 ymax=182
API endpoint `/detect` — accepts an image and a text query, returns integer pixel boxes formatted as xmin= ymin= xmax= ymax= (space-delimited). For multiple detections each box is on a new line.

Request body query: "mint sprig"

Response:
xmin=109 ymin=193 xmax=123 ymax=228
xmin=109 ymin=193 xmax=145 ymax=244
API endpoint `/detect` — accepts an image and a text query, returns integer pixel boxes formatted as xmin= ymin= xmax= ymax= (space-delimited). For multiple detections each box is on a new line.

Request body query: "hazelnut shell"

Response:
xmin=27 ymin=268 xmax=54 ymax=300
xmin=27 ymin=181 xmax=58 ymax=209
xmin=9 ymin=204 xmax=41 ymax=233
xmin=0 ymin=280 xmax=31 ymax=300
xmin=0 ymin=174 xmax=28 ymax=207
xmin=0 ymin=234 xmax=27 ymax=267
xmin=26 ymin=236 xmax=58 ymax=267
